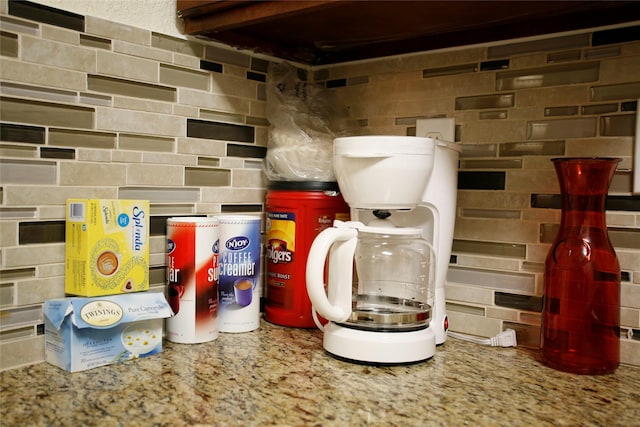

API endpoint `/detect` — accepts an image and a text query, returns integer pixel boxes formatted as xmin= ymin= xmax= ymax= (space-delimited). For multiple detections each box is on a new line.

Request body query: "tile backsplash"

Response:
xmin=1 ymin=1 xmax=638 ymax=370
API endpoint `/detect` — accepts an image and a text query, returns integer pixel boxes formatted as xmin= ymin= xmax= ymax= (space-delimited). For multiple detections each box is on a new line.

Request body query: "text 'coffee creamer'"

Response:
xmin=217 ymin=215 xmax=261 ymax=333
xmin=166 ymin=217 xmax=219 ymax=344
xmin=65 ymin=199 xmax=149 ymax=297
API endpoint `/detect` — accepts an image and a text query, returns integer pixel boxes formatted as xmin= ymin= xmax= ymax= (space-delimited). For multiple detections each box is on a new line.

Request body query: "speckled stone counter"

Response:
xmin=2 ymin=320 xmax=639 ymax=426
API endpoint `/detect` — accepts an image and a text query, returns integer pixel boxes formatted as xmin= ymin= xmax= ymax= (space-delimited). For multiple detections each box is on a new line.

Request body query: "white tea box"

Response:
xmin=44 ymin=292 xmax=173 ymax=372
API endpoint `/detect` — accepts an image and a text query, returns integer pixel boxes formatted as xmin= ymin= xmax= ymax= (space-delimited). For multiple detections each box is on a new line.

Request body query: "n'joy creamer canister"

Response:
xmin=166 ymin=217 xmax=219 ymax=344
xmin=217 ymin=215 xmax=262 ymax=333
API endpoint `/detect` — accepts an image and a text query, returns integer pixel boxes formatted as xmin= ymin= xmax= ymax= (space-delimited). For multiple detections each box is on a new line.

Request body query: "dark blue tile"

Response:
xmin=621 ymin=100 xmax=638 ymax=112
xmin=187 ymin=119 xmax=254 ymax=143
xmin=200 ymin=60 xmax=223 ymax=73
xmin=458 ymin=171 xmax=505 ymax=190
xmin=326 ymin=78 xmax=347 ymax=88
xmin=247 ymin=71 xmax=266 ymax=82
xmin=251 ymin=57 xmax=270 ymax=73
xmin=226 ymin=143 xmax=266 ymax=158
xmin=592 ymin=25 xmax=640 ymax=46
xmin=495 ymin=292 xmax=542 ymax=312
xmin=40 ymin=147 xmax=75 ymax=159
xmin=19 ymin=220 xmax=65 ymax=244
xmin=8 ymin=0 xmax=84 ymax=32
xmin=0 ymin=123 xmax=45 ymax=144
xmin=480 ymin=59 xmax=510 ymax=71
xmin=531 ymin=194 xmax=640 ymax=211
xmin=221 ymin=204 xmax=263 ymax=213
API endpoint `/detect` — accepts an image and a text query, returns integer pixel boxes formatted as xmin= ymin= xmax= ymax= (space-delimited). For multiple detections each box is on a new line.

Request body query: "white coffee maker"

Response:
xmin=306 ymin=135 xmax=460 ymax=364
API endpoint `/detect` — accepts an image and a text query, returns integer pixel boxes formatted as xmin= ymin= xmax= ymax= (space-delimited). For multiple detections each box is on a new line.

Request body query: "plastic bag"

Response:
xmin=264 ymin=62 xmax=337 ymax=181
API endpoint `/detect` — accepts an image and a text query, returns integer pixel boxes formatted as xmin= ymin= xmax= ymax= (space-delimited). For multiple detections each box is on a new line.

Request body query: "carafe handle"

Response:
xmin=306 ymin=221 xmax=358 ymax=323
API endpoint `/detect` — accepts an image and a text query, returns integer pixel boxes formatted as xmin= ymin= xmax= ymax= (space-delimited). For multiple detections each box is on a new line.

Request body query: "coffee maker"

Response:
xmin=306 ymin=134 xmax=460 ymax=364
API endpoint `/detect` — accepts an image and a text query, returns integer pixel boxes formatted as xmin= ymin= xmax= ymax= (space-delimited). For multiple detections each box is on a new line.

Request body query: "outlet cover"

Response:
xmin=416 ymin=118 xmax=455 ymax=142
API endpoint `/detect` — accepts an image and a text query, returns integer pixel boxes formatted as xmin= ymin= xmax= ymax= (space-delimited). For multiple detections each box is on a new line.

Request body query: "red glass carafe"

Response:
xmin=540 ymin=158 xmax=621 ymax=374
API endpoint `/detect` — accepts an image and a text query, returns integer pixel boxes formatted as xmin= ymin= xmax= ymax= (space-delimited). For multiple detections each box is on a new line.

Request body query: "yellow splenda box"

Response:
xmin=65 ymin=199 xmax=150 ymax=296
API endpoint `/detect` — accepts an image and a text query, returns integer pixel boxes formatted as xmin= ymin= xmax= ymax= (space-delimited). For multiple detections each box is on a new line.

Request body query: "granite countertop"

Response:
xmin=2 ymin=320 xmax=639 ymax=426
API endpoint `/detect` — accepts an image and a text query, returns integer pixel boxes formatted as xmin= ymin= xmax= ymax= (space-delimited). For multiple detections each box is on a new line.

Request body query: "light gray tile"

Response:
xmin=456 ymin=93 xmax=514 ymax=110
xmin=204 ymin=44 xmax=249 ymax=67
xmin=601 ymin=114 xmax=636 ymax=136
xmin=119 ymin=187 xmax=200 ymax=203
xmin=88 ymin=75 xmax=176 ymax=102
xmin=584 ymin=46 xmax=621 ymax=60
xmin=423 ymin=63 xmax=477 ymax=78
xmin=0 ymin=335 xmax=45 ymax=371
xmin=0 ymin=305 xmax=43 ymax=331
xmin=446 ymin=302 xmax=486 ymax=316
xmin=185 ymin=167 xmax=230 ymax=187
xmin=479 ymin=110 xmax=508 ymax=120
xmin=49 ymin=128 xmax=116 ymax=149
xmin=591 ymin=82 xmax=640 ymax=101
xmin=452 ymin=239 xmax=527 ymax=258
xmin=547 ymin=50 xmax=581 ymax=63
xmin=448 ymin=266 xmax=535 ymax=294
xmin=460 ymin=159 xmax=522 ymax=169
xmin=544 ymin=106 xmax=579 ymax=117
xmin=0 ymin=208 xmax=37 ymax=219
xmin=527 ymin=118 xmax=597 ymax=140
xmin=0 ymin=16 xmax=40 ymax=35
xmin=499 ymin=141 xmax=565 ymax=156
xmin=119 ymin=134 xmax=175 ymax=152
xmin=0 ymin=82 xmax=77 ymax=103
xmin=460 ymin=209 xmax=521 ymax=219
xmin=0 ymin=283 xmax=15 ymax=307
xmin=582 ymin=103 xmax=618 ymax=115
xmin=22 ymin=35 xmax=96 ymax=72
xmin=0 ymin=159 xmax=56 ymax=184
xmin=488 ymin=33 xmax=589 ymax=58
xmin=160 ymin=64 xmax=209 ymax=91
xmin=497 ymin=62 xmax=599 ymax=91
xmin=0 ymin=97 xmax=94 ymax=128
xmin=460 ymin=144 xmax=498 ymax=158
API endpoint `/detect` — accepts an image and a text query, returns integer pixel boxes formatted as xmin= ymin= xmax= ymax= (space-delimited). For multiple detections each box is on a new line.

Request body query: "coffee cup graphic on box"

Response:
xmin=233 ymin=278 xmax=254 ymax=307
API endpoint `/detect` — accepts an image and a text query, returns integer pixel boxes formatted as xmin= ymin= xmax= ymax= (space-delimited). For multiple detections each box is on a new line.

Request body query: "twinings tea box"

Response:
xmin=43 ymin=293 xmax=173 ymax=372
xmin=65 ymin=199 xmax=149 ymax=296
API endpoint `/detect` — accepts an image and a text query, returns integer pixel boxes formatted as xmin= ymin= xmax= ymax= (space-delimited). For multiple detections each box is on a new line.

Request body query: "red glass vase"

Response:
xmin=540 ymin=158 xmax=621 ymax=375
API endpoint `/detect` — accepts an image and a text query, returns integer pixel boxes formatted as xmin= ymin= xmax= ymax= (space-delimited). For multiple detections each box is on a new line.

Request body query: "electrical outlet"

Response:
xmin=416 ymin=118 xmax=455 ymax=142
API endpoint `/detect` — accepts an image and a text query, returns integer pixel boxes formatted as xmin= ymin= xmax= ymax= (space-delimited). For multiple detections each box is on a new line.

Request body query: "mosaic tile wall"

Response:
xmin=1 ymin=1 xmax=638 ymax=370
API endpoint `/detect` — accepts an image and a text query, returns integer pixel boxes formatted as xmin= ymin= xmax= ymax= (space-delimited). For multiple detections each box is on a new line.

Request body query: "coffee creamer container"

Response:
xmin=217 ymin=215 xmax=261 ymax=333
xmin=166 ymin=217 xmax=219 ymax=344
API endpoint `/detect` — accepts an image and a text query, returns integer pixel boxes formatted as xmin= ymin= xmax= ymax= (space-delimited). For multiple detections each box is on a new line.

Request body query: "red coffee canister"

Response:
xmin=264 ymin=182 xmax=349 ymax=328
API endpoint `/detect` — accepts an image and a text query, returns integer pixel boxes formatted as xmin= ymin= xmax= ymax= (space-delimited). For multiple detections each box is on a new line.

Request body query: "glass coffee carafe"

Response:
xmin=348 ymin=225 xmax=435 ymax=332
xmin=306 ymin=220 xmax=435 ymax=334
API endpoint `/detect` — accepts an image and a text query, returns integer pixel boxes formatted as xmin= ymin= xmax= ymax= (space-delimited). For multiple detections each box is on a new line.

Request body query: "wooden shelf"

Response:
xmin=177 ymin=1 xmax=640 ymax=65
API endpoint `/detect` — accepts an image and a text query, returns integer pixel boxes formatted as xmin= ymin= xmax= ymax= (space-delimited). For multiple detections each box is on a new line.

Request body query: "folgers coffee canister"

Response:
xmin=264 ymin=182 xmax=350 ymax=328
xmin=165 ymin=217 xmax=219 ymax=344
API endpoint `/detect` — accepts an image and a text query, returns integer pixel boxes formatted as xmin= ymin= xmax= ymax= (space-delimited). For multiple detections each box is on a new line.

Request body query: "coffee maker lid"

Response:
xmin=359 ymin=223 xmax=422 ymax=236
xmin=334 ymin=136 xmax=434 ymax=156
